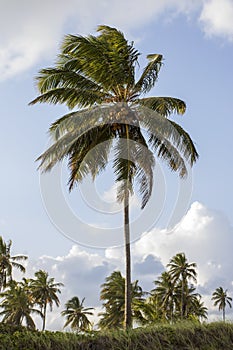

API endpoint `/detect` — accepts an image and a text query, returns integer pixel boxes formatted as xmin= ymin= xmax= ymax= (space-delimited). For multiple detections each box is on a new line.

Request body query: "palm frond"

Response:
xmin=135 ymin=54 xmax=163 ymax=94
xmin=149 ymin=133 xmax=187 ymax=177
xmin=168 ymin=120 xmax=199 ymax=166
xmin=60 ymin=34 xmax=121 ymax=94
xmin=67 ymin=127 xmax=113 ymax=189
xmin=11 ymin=262 xmax=26 ymax=273
xmin=60 ymin=26 xmax=139 ymax=96
xmin=97 ymin=25 xmax=140 ymax=89
xmin=137 ymin=96 xmax=186 ymax=117
xmin=29 ymin=87 xmax=107 ymax=109
xmin=136 ymin=105 xmax=198 ymax=168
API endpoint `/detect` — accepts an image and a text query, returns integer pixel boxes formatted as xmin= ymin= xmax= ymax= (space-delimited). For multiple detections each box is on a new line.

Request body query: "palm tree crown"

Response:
xmin=167 ymin=252 xmax=197 ymax=318
xmin=0 ymin=280 xmax=42 ymax=329
xmin=30 ymin=270 xmax=63 ymax=330
xmin=30 ymin=25 xmax=198 ymax=328
xmin=98 ymin=270 xmax=145 ymax=329
xmin=0 ymin=236 xmax=27 ymax=291
xmin=212 ymin=286 xmax=232 ymax=322
xmin=167 ymin=252 xmax=197 ymax=283
xmin=61 ymin=296 xmax=94 ymax=332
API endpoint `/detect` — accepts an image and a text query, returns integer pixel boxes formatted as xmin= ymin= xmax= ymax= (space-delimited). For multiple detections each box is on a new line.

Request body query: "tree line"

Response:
xmin=0 ymin=236 xmax=232 ymax=332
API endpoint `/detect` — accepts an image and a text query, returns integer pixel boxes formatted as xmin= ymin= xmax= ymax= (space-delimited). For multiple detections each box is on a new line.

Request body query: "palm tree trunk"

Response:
xmin=181 ymin=278 xmax=184 ymax=318
xmin=124 ymin=189 xmax=132 ymax=329
xmin=42 ymin=303 xmax=47 ymax=331
xmin=223 ymin=307 xmax=225 ymax=322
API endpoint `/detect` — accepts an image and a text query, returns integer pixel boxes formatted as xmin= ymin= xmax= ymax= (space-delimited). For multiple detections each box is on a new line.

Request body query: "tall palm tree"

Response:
xmin=30 ymin=25 xmax=198 ymax=328
xmin=30 ymin=270 xmax=63 ymax=331
xmin=61 ymin=296 xmax=94 ymax=332
xmin=167 ymin=252 xmax=197 ymax=318
xmin=152 ymin=271 xmax=176 ymax=321
xmin=211 ymin=287 xmax=232 ymax=322
xmin=0 ymin=236 xmax=27 ymax=291
xmin=98 ymin=270 xmax=145 ymax=329
xmin=0 ymin=280 xmax=42 ymax=329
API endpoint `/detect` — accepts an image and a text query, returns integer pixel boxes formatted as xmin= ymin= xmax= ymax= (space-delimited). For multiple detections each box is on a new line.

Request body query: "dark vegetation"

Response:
xmin=1 ymin=322 xmax=233 ymax=349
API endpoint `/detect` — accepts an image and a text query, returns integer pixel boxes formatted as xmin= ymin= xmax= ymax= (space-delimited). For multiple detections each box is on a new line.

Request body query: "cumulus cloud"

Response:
xmin=1 ymin=0 xmax=232 ymax=81
xmin=0 ymin=0 xmax=77 ymax=80
xmin=132 ymin=201 xmax=233 ymax=318
xmin=199 ymin=0 xmax=233 ymax=41
xmin=12 ymin=245 xmax=115 ymax=330
xmin=11 ymin=201 xmax=232 ymax=329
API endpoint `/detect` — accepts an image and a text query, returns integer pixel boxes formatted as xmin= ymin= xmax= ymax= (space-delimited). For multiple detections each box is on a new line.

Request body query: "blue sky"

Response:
xmin=0 ymin=0 xmax=233 ymax=329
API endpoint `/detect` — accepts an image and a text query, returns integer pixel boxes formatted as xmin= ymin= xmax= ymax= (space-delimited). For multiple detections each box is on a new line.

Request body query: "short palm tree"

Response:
xmin=30 ymin=25 xmax=198 ymax=328
xmin=152 ymin=271 xmax=176 ymax=321
xmin=98 ymin=270 xmax=145 ymax=329
xmin=0 ymin=236 xmax=27 ymax=291
xmin=188 ymin=295 xmax=208 ymax=322
xmin=212 ymin=287 xmax=232 ymax=322
xmin=30 ymin=270 xmax=63 ymax=330
xmin=175 ymin=282 xmax=201 ymax=319
xmin=0 ymin=280 xmax=42 ymax=329
xmin=167 ymin=252 xmax=197 ymax=318
xmin=61 ymin=296 xmax=94 ymax=332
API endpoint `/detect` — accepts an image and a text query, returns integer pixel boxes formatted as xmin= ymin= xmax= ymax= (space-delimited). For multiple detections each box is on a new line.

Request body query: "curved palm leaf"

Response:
xmin=135 ymin=54 xmax=163 ymax=94
xmin=138 ymin=96 xmax=186 ymax=116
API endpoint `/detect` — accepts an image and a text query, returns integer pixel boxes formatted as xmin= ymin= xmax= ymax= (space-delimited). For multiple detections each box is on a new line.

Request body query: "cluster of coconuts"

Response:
xmin=109 ymin=107 xmax=139 ymax=131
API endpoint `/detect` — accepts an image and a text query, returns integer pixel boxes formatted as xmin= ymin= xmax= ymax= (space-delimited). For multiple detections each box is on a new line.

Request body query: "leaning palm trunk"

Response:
xmin=124 ymin=189 xmax=131 ymax=328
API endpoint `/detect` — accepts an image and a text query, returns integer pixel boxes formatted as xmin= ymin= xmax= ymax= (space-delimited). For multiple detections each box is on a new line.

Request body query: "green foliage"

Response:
xmin=0 ymin=280 xmax=41 ymax=329
xmin=30 ymin=24 xmax=198 ymax=212
xmin=98 ymin=271 xmax=146 ymax=329
xmin=148 ymin=253 xmax=207 ymax=322
xmin=212 ymin=287 xmax=232 ymax=322
xmin=61 ymin=296 xmax=94 ymax=331
xmin=30 ymin=270 xmax=64 ymax=331
xmin=0 ymin=236 xmax=27 ymax=291
xmin=1 ymin=321 xmax=233 ymax=349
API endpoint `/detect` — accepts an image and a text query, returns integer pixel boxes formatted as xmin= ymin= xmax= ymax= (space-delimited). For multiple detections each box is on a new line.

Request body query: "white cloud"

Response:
xmin=0 ymin=0 xmax=78 ymax=80
xmin=133 ymin=201 xmax=233 ymax=318
xmin=11 ymin=201 xmax=233 ymax=329
xmin=199 ymin=0 xmax=233 ymax=41
xmin=1 ymin=0 xmax=232 ymax=81
xmin=11 ymin=245 xmax=115 ymax=330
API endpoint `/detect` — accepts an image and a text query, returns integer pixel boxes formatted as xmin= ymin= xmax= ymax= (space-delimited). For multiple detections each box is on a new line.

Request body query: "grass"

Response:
xmin=0 ymin=321 xmax=233 ymax=349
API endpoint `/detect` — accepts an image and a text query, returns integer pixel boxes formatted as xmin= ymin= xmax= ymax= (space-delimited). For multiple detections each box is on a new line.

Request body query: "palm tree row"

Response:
xmin=98 ymin=253 xmax=208 ymax=327
xmin=98 ymin=253 xmax=233 ymax=327
xmin=0 ymin=269 xmax=63 ymax=330
xmin=0 ymin=276 xmax=94 ymax=332
xmin=0 ymin=235 xmax=93 ymax=331
xmin=0 ymin=235 xmax=232 ymax=330
xmin=149 ymin=253 xmax=207 ymax=322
